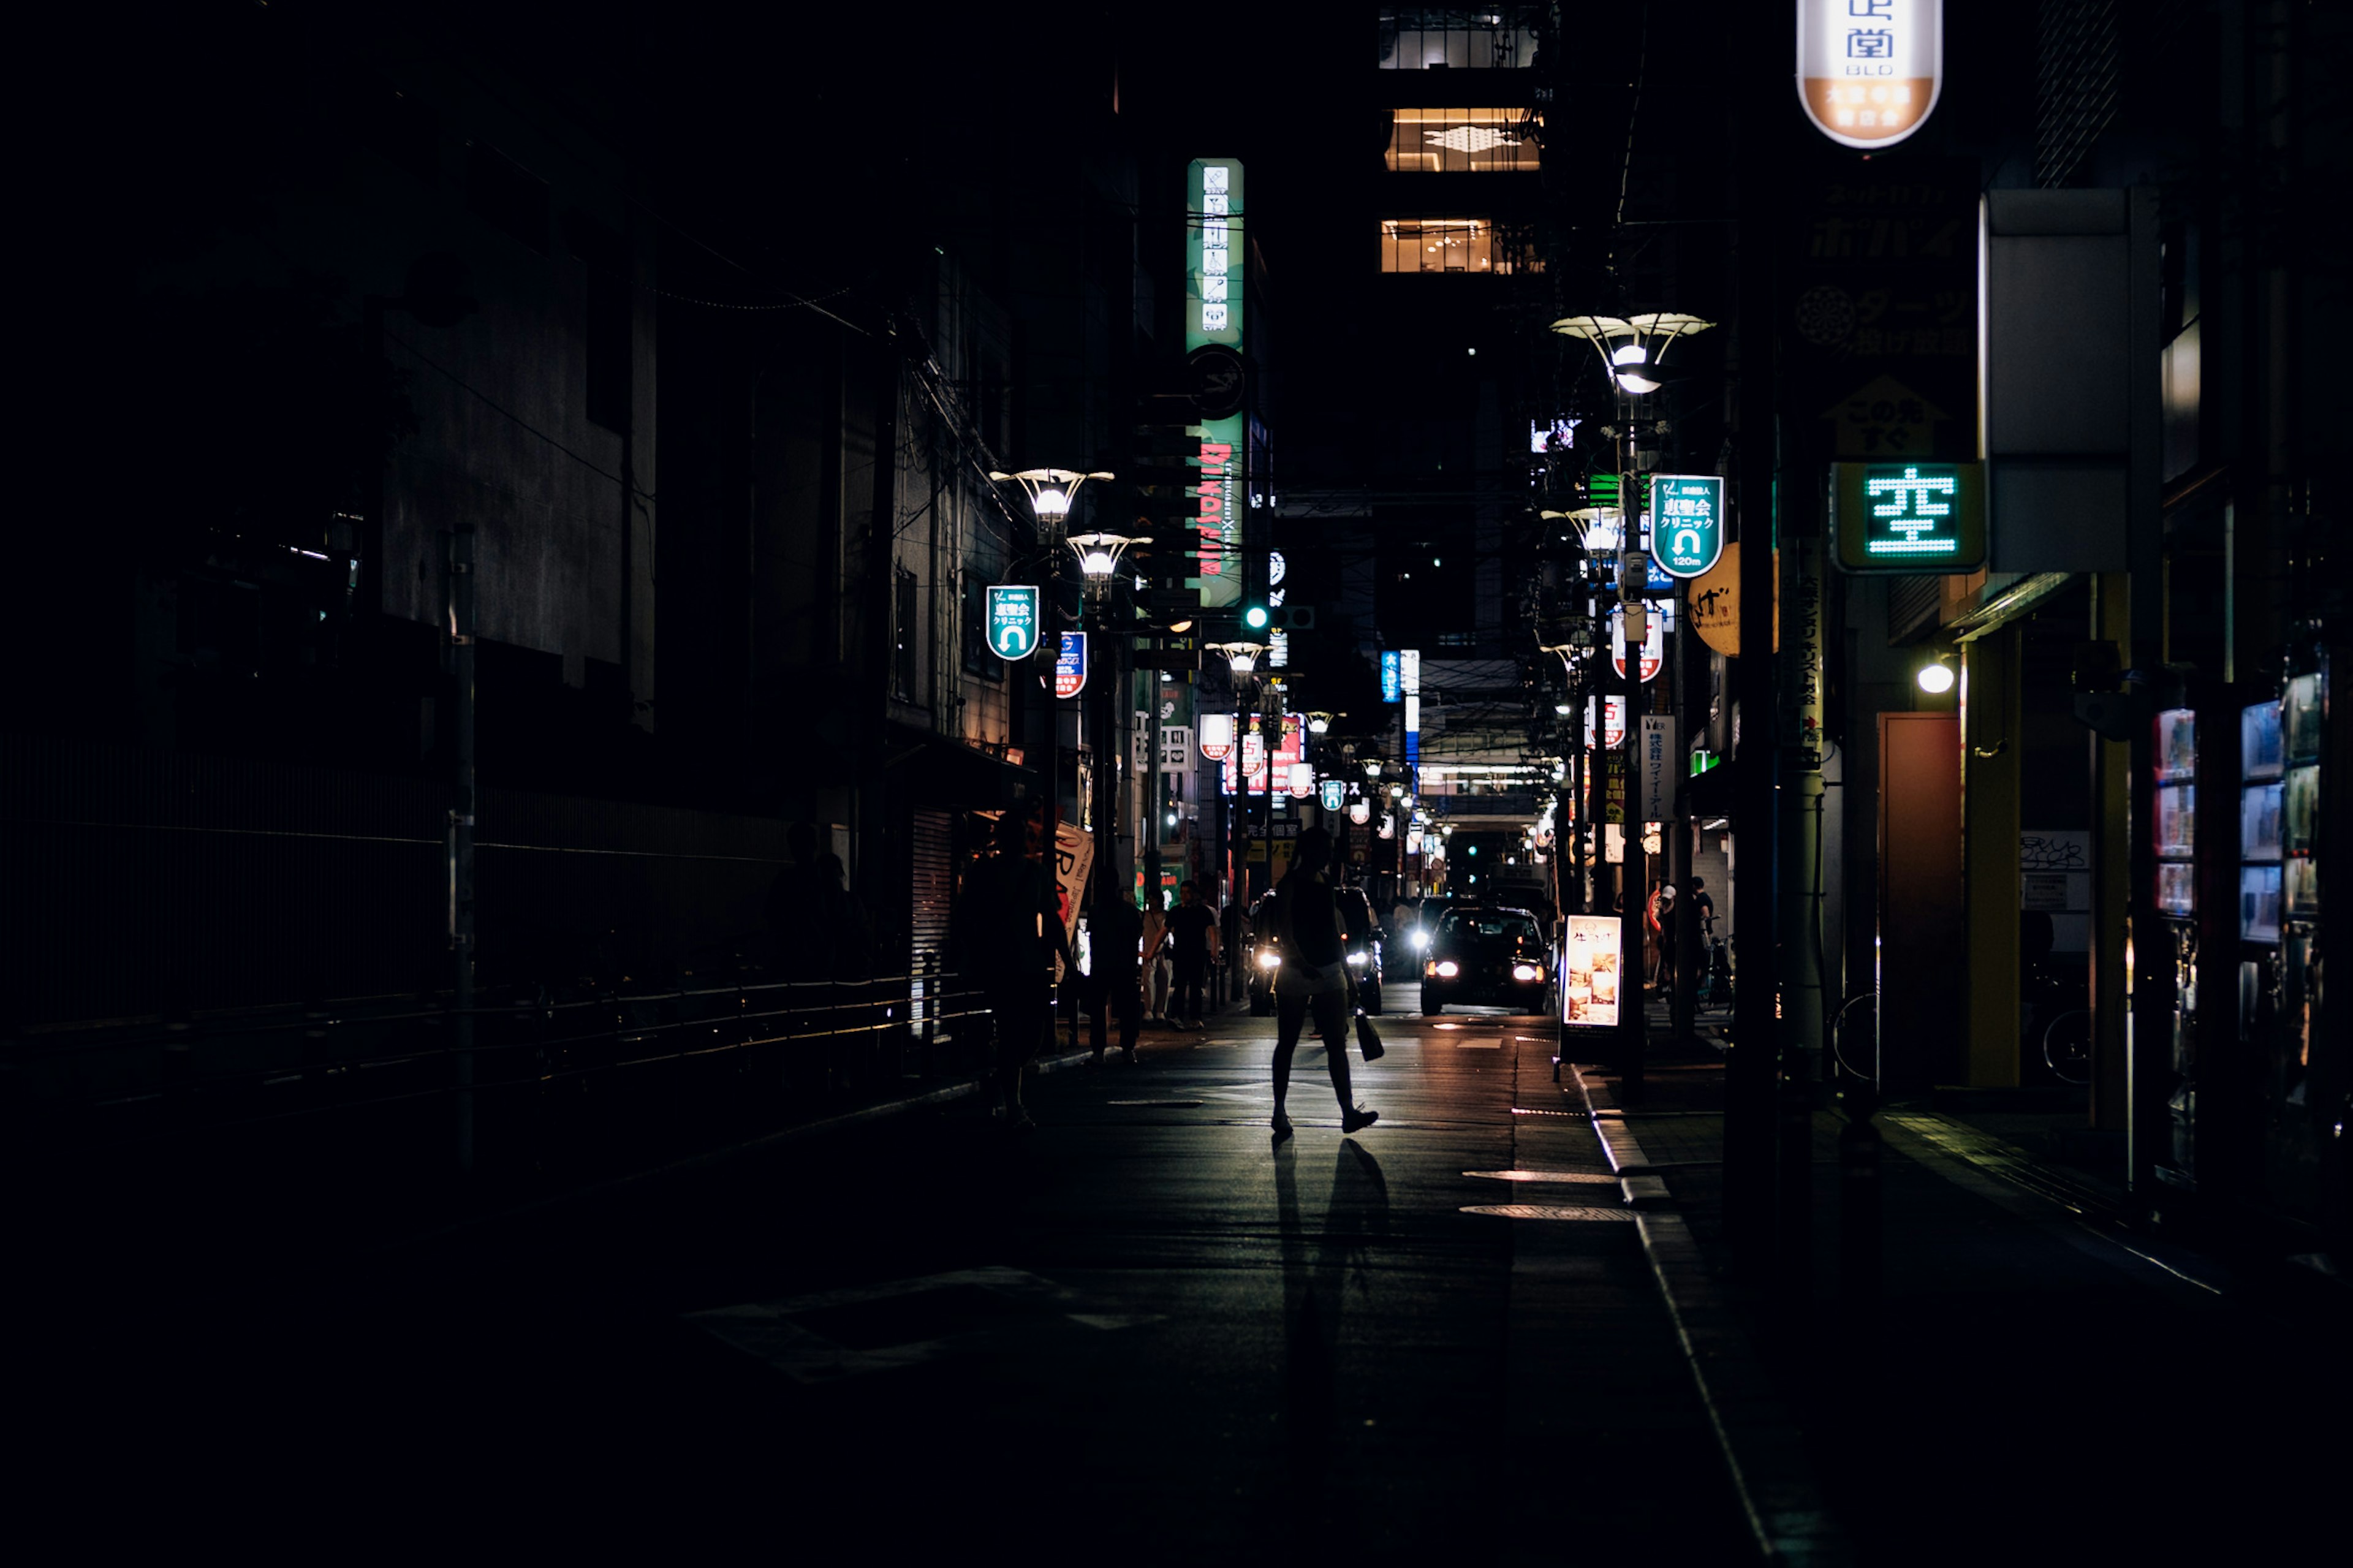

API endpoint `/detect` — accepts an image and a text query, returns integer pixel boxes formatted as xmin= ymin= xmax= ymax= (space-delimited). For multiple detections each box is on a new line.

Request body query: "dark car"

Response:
xmin=1336 ymin=884 xmax=1384 ymax=1015
xmin=1245 ymin=891 xmax=1281 ymax=1015
xmin=1419 ymin=904 xmax=1551 ymax=1015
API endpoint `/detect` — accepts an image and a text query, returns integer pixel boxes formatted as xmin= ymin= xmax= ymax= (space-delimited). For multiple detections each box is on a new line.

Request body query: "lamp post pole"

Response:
xmin=1618 ymin=460 xmax=1648 ymax=1100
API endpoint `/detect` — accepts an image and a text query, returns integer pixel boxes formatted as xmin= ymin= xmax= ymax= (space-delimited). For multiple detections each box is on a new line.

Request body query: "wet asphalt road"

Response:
xmin=50 ymin=1010 xmax=1752 ymax=1559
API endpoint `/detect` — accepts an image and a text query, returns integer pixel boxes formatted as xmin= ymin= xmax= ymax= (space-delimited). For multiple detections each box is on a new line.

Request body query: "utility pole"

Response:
xmin=447 ymin=522 xmax=477 ymax=1173
xmin=1727 ymin=0 xmax=1786 ymax=1270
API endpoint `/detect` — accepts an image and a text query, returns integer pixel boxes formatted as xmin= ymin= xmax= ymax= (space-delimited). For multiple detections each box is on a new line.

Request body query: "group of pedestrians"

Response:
xmin=1645 ymin=874 xmax=1716 ymax=998
xmin=959 ymin=806 xmax=1379 ymax=1138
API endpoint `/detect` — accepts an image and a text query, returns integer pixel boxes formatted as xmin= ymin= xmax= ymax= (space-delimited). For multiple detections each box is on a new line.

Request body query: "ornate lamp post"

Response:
xmin=990 ymin=466 xmax=1118 ymax=1023
xmin=1551 ymin=311 xmax=1715 ymax=1085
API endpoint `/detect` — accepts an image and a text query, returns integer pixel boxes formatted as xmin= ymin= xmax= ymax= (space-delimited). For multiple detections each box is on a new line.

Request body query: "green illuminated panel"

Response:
xmin=1833 ymin=461 xmax=1985 ymax=574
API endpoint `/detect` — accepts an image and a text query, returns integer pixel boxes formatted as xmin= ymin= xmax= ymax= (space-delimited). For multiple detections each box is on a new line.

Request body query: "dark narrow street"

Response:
xmin=64 ymin=1014 xmax=1746 ymax=1558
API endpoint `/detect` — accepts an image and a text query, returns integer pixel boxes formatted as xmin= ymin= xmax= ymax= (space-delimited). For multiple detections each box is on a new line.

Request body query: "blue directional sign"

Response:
xmin=987 ymin=585 xmax=1040 ymax=659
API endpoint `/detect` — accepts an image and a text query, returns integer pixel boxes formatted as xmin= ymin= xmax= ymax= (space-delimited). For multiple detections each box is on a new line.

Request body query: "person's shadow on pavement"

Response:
xmin=1273 ymin=1137 xmax=1390 ymax=1537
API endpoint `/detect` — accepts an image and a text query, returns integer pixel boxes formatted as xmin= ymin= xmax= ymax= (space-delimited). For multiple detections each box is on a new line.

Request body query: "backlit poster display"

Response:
xmin=1559 ymin=915 xmax=1623 ymax=1029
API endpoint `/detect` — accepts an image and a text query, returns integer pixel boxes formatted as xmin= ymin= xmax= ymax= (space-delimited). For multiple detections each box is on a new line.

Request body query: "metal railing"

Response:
xmin=4 ymin=949 xmax=995 ymax=1187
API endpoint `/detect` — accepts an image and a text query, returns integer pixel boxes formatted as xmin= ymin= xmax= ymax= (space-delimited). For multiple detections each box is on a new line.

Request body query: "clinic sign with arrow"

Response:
xmin=1648 ymin=474 xmax=1724 ymax=578
xmin=987 ymin=585 xmax=1040 ymax=660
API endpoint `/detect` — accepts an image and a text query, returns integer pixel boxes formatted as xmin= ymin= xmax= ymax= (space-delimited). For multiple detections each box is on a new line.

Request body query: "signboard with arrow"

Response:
xmin=987 ymin=585 xmax=1040 ymax=660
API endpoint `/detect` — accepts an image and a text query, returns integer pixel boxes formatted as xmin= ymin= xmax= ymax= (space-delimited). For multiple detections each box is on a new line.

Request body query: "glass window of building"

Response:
xmin=1379 ymin=219 xmax=1538 ymax=275
xmin=1377 ymin=9 xmax=1539 ymax=70
xmin=1387 ymin=108 xmax=1540 ymax=173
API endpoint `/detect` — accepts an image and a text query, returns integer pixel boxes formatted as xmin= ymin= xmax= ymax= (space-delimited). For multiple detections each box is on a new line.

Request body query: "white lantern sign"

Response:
xmin=1797 ymin=0 xmax=1944 ymax=152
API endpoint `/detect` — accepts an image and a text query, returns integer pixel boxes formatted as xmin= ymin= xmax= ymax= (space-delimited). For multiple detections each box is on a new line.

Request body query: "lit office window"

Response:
xmin=1379 ymin=219 xmax=1539 ymax=275
xmin=1387 ymin=108 xmax=1540 ymax=173
xmin=1377 ymin=9 xmax=1539 ymax=70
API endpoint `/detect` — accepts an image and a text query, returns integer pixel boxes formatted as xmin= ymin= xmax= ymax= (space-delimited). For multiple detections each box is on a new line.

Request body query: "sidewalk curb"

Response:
xmin=1568 ymin=1063 xmax=1851 ymax=1566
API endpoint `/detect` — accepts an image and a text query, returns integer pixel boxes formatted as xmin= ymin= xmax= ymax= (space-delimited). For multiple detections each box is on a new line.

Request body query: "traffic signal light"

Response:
xmin=1243 ymin=604 xmax=1271 ymax=632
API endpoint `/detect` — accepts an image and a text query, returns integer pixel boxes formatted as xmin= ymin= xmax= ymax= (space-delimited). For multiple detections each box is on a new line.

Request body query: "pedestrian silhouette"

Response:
xmin=1268 ymin=826 xmax=1377 ymax=1138
xmin=957 ymin=806 xmax=1070 ymax=1130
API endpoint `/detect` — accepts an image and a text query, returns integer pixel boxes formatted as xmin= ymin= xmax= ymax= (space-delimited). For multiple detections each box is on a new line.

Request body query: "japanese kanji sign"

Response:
xmin=1797 ymin=1 xmax=1944 ymax=151
xmin=1648 ymin=475 xmax=1724 ymax=578
xmin=1052 ymin=632 xmax=1087 ymax=698
xmin=1832 ymin=460 xmax=1987 ymax=573
xmin=987 ymin=585 xmax=1040 ymax=660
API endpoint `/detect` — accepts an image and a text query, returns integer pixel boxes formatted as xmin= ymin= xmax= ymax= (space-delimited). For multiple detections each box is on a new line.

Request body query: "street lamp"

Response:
xmin=1208 ymin=640 xmax=1267 ymax=906
xmin=1548 ymin=313 xmax=1715 ymax=396
xmin=988 ymin=467 xmax=1117 ymax=532
xmin=993 ymin=466 xmax=1120 ymax=958
xmin=1068 ymin=530 xmax=1150 ymax=599
xmin=1552 ymin=310 xmax=1716 ymax=1077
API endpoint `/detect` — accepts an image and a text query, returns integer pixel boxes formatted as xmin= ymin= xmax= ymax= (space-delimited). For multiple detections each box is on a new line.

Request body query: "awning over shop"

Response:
xmin=885 ymin=722 xmax=1037 ymax=808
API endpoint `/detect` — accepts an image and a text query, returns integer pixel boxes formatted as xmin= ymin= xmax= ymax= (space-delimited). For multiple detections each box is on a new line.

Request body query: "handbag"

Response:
xmin=1353 ymin=1007 xmax=1385 ymax=1062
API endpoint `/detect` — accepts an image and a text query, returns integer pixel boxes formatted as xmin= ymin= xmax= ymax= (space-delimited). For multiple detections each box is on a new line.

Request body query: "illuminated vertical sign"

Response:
xmin=1797 ymin=1 xmax=1944 ymax=151
xmin=1832 ymin=460 xmax=1986 ymax=572
xmin=1052 ymin=632 xmax=1087 ymax=698
xmin=1186 ymin=158 xmax=1246 ymax=608
xmin=1381 ymin=651 xmax=1402 ymax=702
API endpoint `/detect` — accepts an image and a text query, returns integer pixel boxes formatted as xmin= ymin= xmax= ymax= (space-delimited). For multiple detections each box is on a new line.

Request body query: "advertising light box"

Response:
xmin=1560 ymin=915 xmax=1624 ymax=1029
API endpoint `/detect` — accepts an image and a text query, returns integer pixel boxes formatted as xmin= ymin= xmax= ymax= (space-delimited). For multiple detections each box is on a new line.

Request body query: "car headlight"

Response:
xmin=1257 ymin=951 xmax=1281 ymax=970
xmin=1435 ymin=960 xmax=1460 ymax=979
xmin=1513 ymin=963 xmax=1543 ymax=983
xmin=1411 ymin=931 xmax=1430 ymax=951
xmin=1346 ymin=952 xmax=1368 ymax=967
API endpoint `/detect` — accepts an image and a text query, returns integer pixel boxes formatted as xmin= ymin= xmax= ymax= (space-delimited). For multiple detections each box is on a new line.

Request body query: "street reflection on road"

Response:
xmin=1275 ymin=1137 xmax=1389 ymax=1503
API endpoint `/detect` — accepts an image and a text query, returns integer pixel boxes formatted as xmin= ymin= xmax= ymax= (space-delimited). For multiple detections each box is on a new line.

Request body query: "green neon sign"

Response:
xmin=1833 ymin=461 xmax=1985 ymax=574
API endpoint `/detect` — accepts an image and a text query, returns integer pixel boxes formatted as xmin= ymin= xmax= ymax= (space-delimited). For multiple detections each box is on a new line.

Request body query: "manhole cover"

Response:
xmin=1107 ymin=1099 xmax=1206 ymax=1108
xmin=1460 ymin=1204 xmax=1637 ymax=1222
xmin=1463 ymin=1170 xmax=1618 ymax=1184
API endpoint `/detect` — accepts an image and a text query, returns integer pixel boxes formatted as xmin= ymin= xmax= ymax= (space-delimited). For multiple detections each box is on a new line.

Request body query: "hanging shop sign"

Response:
xmin=1186 ymin=157 xmax=1246 ymax=608
xmin=1381 ymin=651 xmax=1402 ymax=703
xmin=1688 ymin=542 xmax=1779 ymax=657
xmin=1797 ymin=0 xmax=1944 ymax=152
xmin=987 ymin=585 xmax=1040 ymax=660
xmin=1349 ymin=799 xmax=1372 ymax=825
xmin=1610 ymin=606 xmax=1664 ymax=683
xmin=1559 ymin=914 xmax=1624 ymax=1030
xmin=1320 ymin=779 xmax=1347 ymax=812
xmin=1648 ymin=475 xmax=1725 ymax=578
xmin=1639 ymin=716 xmax=1678 ymax=822
xmin=1288 ymin=763 xmax=1315 ymax=799
xmin=1197 ymin=710 xmax=1235 ymax=762
xmin=1832 ymin=460 xmax=1985 ymax=574
xmin=1052 ymin=632 xmax=1087 ymax=697
xmin=1585 ymin=695 xmax=1628 ymax=752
